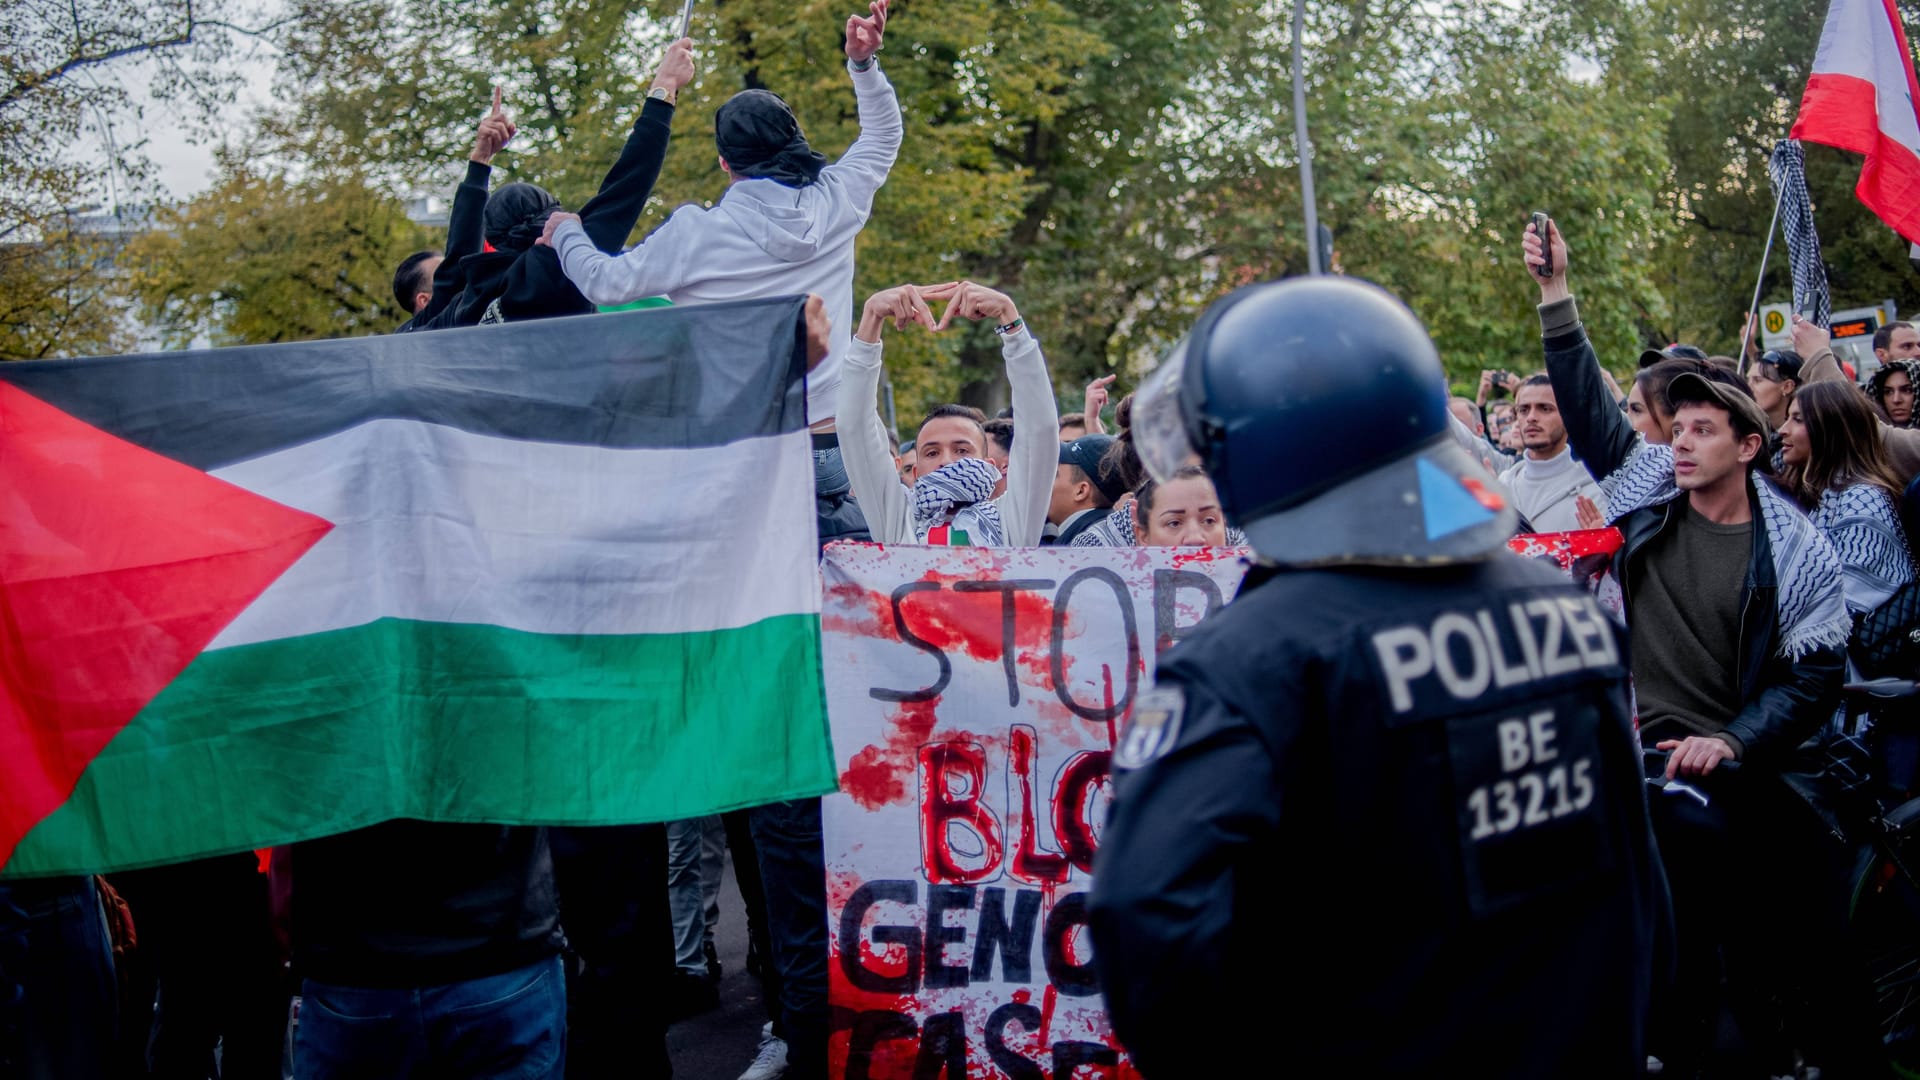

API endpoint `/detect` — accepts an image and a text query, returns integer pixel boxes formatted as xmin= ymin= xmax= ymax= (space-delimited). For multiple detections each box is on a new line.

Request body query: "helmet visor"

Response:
xmin=1133 ymin=338 xmax=1201 ymax=484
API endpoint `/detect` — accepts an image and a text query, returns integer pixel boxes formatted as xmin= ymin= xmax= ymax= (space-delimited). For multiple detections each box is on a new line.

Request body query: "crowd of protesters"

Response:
xmin=8 ymin=0 xmax=1920 ymax=1076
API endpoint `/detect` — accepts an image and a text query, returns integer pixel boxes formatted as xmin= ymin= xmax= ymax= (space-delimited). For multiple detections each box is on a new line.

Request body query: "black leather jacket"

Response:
xmin=1541 ymin=298 xmax=1842 ymax=770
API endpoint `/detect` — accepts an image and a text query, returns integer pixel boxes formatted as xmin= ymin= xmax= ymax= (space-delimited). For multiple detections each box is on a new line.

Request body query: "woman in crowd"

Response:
xmin=1749 ymin=348 xmax=1804 ymax=431
xmin=1133 ymin=466 xmax=1230 ymax=548
xmin=1777 ymin=380 xmax=1916 ymax=613
xmin=1869 ymin=359 xmax=1920 ymax=429
xmin=1623 ymin=359 xmax=1737 ymax=447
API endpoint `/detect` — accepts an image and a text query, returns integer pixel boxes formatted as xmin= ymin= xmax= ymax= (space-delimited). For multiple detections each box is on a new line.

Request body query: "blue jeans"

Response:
xmin=0 ymin=877 xmax=116 ymax=1080
xmin=294 ymin=955 xmax=565 ymax=1080
xmin=750 ymin=797 xmax=829 ymax=1080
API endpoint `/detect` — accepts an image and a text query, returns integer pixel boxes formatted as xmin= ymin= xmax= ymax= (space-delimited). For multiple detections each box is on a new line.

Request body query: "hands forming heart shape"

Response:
xmin=862 ymin=281 xmax=1020 ymax=336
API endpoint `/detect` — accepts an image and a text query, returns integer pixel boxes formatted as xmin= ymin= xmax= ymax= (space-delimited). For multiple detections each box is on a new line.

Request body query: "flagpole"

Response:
xmin=1291 ymin=0 xmax=1321 ymax=275
xmin=1739 ymin=182 xmax=1787 ymax=374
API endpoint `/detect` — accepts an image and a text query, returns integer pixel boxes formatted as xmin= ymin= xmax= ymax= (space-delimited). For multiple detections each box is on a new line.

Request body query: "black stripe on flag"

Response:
xmin=0 ymin=296 xmax=812 ymax=471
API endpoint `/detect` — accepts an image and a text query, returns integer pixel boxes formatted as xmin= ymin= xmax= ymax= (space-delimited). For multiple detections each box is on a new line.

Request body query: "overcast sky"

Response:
xmin=83 ymin=34 xmax=282 ymax=207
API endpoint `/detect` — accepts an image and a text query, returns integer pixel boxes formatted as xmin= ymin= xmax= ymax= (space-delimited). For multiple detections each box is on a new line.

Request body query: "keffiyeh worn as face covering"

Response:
xmin=483 ymin=182 xmax=562 ymax=252
xmin=715 ymin=90 xmax=827 ymax=188
xmin=912 ymin=457 xmax=1005 ymax=546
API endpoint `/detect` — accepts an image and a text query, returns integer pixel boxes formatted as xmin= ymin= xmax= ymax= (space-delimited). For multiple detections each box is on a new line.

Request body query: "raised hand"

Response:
xmin=803 ymin=294 xmax=832 ymax=370
xmin=651 ymin=38 xmax=696 ymax=98
xmin=1790 ymin=312 xmax=1830 ymax=358
xmin=856 ymin=282 xmax=949 ymax=342
xmin=534 ymin=210 xmax=581 ymax=248
xmin=926 ymin=280 xmax=1018 ymax=330
xmin=1574 ymin=494 xmax=1604 ymax=531
xmin=846 ymin=0 xmax=889 ymax=63
xmin=1521 ymin=216 xmax=1570 ymax=302
xmin=472 ymin=86 xmax=518 ymax=164
xmin=1082 ymin=374 xmax=1115 ymax=433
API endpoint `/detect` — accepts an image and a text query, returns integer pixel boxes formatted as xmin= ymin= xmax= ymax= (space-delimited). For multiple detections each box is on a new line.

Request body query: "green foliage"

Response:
xmin=0 ymin=0 xmax=261 ymax=359
xmin=124 ymin=158 xmax=433 ymax=346
xmin=1634 ymin=0 xmax=1920 ymax=351
xmin=13 ymin=0 xmax=1919 ymax=415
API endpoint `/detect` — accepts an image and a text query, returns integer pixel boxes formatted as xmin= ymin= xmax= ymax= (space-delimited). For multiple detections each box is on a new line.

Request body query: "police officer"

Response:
xmin=1088 ymin=277 xmax=1665 ymax=1076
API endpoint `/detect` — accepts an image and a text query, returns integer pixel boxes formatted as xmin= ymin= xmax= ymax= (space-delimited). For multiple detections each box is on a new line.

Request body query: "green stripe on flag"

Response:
xmin=7 ymin=614 xmax=833 ymax=877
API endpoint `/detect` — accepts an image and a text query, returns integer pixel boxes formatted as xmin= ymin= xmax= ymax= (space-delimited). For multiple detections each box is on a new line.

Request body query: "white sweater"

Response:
xmin=838 ymin=330 xmax=1058 ymax=546
xmin=1498 ymin=445 xmax=1606 ymax=534
xmin=553 ymin=61 xmax=904 ymax=425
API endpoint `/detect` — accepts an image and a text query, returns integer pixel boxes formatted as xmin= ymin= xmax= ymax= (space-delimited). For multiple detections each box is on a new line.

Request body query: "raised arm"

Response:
xmin=827 ymin=0 xmax=904 ymax=208
xmin=579 ymin=39 xmax=694 ymax=252
xmin=410 ymin=92 xmax=515 ymax=326
xmin=837 ymin=284 xmax=941 ymax=544
xmin=1081 ymin=375 xmax=1114 ymax=435
xmin=923 ymin=282 xmax=1059 ymax=545
xmin=1524 ymin=218 xmax=1642 ymax=481
xmin=1794 ymin=315 xmax=1920 ymax=476
xmin=542 ymin=40 xmax=697 ymax=304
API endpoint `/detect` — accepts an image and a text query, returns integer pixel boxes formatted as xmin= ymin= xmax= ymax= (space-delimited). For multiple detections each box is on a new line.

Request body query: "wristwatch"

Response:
xmin=647 ymin=86 xmax=675 ymax=104
xmin=849 ymin=55 xmax=878 ymax=73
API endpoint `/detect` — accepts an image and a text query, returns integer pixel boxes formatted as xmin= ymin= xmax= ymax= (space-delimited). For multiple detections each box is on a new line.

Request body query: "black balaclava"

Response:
xmin=483 ymin=182 xmax=563 ymax=252
xmin=715 ymin=90 xmax=827 ymax=188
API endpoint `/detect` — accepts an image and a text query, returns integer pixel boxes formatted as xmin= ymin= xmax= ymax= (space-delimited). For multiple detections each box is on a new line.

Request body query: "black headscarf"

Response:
xmin=715 ymin=90 xmax=827 ymax=188
xmin=483 ymin=182 xmax=563 ymax=252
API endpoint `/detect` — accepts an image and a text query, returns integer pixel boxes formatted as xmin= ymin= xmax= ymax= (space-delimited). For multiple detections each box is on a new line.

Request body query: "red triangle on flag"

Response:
xmin=0 ymin=382 xmax=332 ymax=870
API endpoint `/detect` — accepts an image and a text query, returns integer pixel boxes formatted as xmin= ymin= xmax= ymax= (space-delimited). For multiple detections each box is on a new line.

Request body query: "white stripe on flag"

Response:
xmin=1809 ymin=0 xmax=1920 ymax=154
xmin=206 ymin=420 xmax=820 ymax=649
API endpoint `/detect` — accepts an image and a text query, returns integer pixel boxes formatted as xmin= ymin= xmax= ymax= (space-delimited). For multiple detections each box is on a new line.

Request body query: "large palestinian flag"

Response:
xmin=0 ymin=298 xmax=833 ymax=877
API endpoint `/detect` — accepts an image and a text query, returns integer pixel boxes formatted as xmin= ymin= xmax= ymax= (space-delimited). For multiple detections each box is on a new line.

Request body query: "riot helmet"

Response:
xmin=1132 ymin=276 xmax=1514 ymax=566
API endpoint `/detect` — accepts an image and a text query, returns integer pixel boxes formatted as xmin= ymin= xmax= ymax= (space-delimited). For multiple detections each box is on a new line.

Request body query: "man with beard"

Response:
xmin=1497 ymin=374 xmax=1606 ymax=532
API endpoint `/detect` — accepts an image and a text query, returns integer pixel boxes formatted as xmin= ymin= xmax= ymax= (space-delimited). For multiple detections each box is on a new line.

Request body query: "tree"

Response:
xmin=1633 ymin=0 xmax=1920 ymax=351
xmin=263 ymin=0 xmax=1264 ymax=413
xmin=124 ymin=157 xmax=433 ymax=347
xmin=0 ymin=0 xmax=280 ymax=359
xmin=47 ymin=0 xmax=1907 ymax=403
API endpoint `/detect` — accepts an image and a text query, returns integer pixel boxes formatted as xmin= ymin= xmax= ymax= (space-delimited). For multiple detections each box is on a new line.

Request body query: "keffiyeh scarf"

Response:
xmin=1812 ymin=483 xmax=1916 ymax=614
xmin=1600 ymin=439 xmax=1853 ymax=659
xmin=912 ymin=458 xmax=1005 ymax=546
xmin=1068 ymin=491 xmax=1249 ymax=548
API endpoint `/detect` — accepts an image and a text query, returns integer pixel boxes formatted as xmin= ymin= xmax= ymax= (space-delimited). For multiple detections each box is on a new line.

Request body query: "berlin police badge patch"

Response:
xmin=1114 ymin=688 xmax=1185 ymax=770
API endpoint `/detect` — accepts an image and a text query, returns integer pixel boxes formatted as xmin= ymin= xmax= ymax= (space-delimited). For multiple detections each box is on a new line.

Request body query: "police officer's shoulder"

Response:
xmin=1486 ymin=547 xmax=1593 ymax=589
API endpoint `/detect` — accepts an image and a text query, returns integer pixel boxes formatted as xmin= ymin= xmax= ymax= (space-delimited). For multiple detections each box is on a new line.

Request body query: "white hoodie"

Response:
xmin=838 ymin=330 xmax=1059 ymax=547
xmin=552 ymin=61 xmax=904 ymax=425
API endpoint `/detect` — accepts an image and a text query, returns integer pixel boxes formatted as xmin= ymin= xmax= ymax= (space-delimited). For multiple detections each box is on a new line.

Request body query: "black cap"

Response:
xmin=1060 ymin=435 xmax=1126 ymax=502
xmin=1666 ymin=371 xmax=1770 ymax=440
xmin=1757 ymin=349 xmax=1804 ymax=383
xmin=1638 ymin=343 xmax=1711 ymax=370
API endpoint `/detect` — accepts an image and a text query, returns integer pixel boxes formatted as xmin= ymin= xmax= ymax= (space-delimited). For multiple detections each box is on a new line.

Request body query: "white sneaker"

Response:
xmin=738 ymin=1022 xmax=788 ymax=1080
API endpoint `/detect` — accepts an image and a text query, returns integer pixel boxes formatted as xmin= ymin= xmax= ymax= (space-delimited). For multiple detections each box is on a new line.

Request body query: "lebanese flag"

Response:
xmin=1791 ymin=0 xmax=1920 ymax=242
xmin=0 ymin=299 xmax=833 ymax=877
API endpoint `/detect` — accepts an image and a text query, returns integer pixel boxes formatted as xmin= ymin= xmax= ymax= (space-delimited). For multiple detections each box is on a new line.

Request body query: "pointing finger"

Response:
xmin=492 ymin=85 xmax=503 ymax=116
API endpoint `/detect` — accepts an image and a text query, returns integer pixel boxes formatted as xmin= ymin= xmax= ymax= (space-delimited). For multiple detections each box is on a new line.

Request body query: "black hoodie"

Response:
xmin=406 ymin=96 xmax=677 ymax=331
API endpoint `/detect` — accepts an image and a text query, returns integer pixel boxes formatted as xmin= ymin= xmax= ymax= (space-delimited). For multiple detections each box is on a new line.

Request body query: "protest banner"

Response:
xmin=819 ymin=543 xmax=1251 ymax=1078
xmin=1507 ymin=527 xmax=1626 ymax=619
